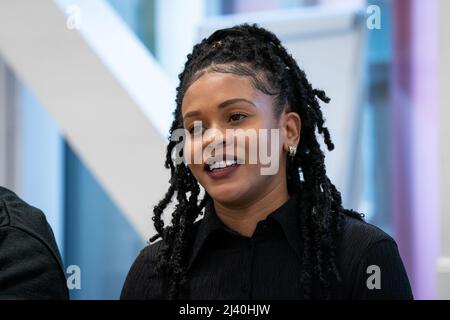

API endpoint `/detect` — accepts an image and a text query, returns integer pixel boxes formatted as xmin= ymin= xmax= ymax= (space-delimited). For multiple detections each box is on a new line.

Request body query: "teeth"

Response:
xmin=208 ymin=159 xmax=237 ymax=171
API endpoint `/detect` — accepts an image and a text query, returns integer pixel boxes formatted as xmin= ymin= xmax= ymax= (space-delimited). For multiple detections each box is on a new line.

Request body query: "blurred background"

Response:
xmin=0 ymin=0 xmax=448 ymax=299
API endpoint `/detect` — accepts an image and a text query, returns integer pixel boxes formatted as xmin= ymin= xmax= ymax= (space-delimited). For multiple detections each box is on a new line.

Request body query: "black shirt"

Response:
xmin=121 ymin=195 xmax=413 ymax=300
xmin=0 ymin=186 xmax=68 ymax=299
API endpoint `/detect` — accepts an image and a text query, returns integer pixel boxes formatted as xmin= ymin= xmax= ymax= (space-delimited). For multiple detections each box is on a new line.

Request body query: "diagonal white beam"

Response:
xmin=0 ymin=0 xmax=175 ymax=240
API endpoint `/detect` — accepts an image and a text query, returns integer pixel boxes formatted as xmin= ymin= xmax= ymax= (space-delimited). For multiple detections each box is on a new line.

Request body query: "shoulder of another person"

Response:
xmin=0 ymin=186 xmax=64 ymax=269
xmin=0 ymin=186 xmax=48 ymax=231
xmin=0 ymin=186 xmax=69 ymax=299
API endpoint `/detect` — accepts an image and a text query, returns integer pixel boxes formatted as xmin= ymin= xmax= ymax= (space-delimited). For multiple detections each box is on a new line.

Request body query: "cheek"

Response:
xmin=184 ymin=138 xmax=193 ymax=162
xmin=184 ymin=136 xmax=204 ymax=165
xmin=238 ymin=128 xmax=280 ymax=167
xmin=187 ymin=163 xmax=204 ymax=182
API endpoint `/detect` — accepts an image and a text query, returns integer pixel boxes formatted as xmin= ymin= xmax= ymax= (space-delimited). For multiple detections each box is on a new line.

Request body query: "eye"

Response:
xmin=188 ymin=125 xmax=204 ymax=134
xmin=228 ymin=113 xmax=247 ymax=122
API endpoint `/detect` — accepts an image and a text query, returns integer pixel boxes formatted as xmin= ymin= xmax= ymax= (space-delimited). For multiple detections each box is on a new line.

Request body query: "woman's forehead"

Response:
xmin=182 ymin=72 xmax=257 ymax=109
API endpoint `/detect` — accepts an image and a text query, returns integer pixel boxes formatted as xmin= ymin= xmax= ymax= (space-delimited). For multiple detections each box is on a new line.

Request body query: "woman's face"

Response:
xmin=181 ymin=70 xmax=300 ymax=206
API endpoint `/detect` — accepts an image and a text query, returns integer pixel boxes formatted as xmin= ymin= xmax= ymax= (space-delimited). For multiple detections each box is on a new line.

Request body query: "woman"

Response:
xmin=121 ymin=24 xmax=413 ymax=300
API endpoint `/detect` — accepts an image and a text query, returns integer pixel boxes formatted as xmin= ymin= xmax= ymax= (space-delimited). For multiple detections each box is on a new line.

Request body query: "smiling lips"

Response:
xmin=204 ymin=155 xmax=241 ymax=170
xmin=205 ymin=163 xmax=240 ymax=179
xmin=204 ymin=157 xmax=241 ymax=179
xmin=205 ymin=159 xmax=238 ymax=171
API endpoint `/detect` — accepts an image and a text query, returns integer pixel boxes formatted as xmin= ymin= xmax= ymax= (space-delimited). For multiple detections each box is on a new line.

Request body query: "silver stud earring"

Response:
xmin=288 ymin=145 xmax=297 ymax=157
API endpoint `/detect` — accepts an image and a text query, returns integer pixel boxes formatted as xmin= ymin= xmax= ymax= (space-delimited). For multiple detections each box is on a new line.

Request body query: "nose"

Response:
xmin=202 ymin=126 xmax=224 ymax=149
xmin=202 ymin=125 xmax=232 ymax=158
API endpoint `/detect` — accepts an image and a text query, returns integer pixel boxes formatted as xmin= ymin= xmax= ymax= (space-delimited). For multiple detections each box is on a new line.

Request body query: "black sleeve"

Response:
xmin=121 ymin=245 xmax=166 ymax=300
xmin=350 ymin=239 xmax=414 ymax=299
xmin=0 ymin=226 xmax=69 ymax=299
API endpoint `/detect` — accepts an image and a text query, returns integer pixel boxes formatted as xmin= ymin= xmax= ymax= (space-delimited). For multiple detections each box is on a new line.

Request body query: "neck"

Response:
xmin=213 ymin=182 xmax=290 ymax=238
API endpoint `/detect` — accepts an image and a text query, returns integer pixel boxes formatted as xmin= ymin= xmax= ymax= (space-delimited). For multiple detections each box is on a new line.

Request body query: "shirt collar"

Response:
xmin=187 ymin=194 xmax=303 ymax=272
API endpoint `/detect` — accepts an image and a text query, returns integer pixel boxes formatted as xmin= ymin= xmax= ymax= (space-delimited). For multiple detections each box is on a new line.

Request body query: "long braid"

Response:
xmin=245 ymin=25 xmax=350 ymax=297
xmin=151 ymin=23 xmax=364 ymax=299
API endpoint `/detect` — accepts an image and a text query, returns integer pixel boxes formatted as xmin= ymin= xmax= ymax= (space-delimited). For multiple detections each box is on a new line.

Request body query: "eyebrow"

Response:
xmin=183 ymin=98 xmax=256 ymax=120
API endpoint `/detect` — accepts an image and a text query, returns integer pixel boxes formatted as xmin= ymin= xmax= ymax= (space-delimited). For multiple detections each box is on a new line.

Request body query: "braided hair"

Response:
xmin=150 ymin=23 xmax=363 ymax=299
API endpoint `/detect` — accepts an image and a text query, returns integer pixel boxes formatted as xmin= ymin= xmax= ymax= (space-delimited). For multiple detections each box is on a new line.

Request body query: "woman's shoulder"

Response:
xmin=340 ymin=214 xmax=395 ymax=249
xmin=139 ymin=238 xmax=166 ymax=263
xmin=120 ymin=239 xmax=166 ymax=299
xmin=138 ymin=220 xmax=203 ymax=263
xmin=129 ymin=235 xmax=170 ymax=272
xmin=337 ymin=214 xmax=398 ymax=264
xmin=121 ymin=221 xmax=202 ymax=300
xmin=336 ymin=214 xmax=413 ymax=299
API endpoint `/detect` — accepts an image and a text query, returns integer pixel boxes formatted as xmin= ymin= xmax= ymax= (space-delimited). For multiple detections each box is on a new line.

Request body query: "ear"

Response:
xmin=280 ymin=110 xmax=301 ymax=152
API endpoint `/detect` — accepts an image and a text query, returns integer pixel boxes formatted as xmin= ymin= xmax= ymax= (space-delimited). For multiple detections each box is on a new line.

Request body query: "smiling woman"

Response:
xmin=180 ymin=71 xmax=290 ymax=214
xmin=120 ymin=23 xmax=413 ymax=300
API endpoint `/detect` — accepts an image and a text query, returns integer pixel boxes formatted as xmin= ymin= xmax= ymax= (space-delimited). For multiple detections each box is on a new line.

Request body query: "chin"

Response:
xmin=207 ymin=184 xmax=250 ymax=205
